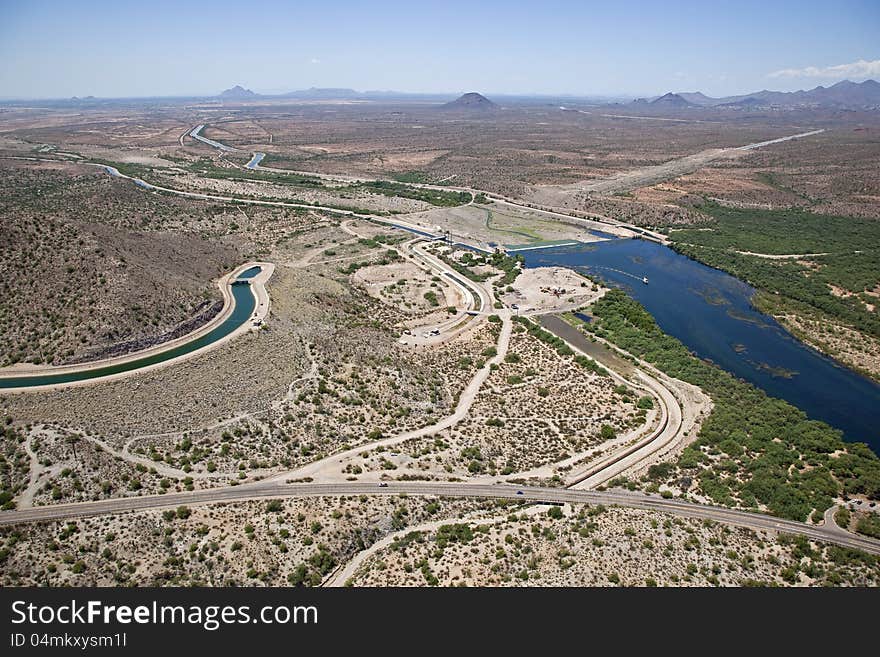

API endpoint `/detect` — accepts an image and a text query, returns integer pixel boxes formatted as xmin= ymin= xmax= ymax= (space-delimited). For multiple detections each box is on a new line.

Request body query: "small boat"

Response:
xmin=642 ymin=277 xmax=649 ymax=285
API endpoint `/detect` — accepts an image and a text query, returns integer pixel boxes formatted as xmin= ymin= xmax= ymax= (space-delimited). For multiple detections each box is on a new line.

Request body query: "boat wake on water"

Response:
xmin=579 ymin=265 xmax=648 ymax=284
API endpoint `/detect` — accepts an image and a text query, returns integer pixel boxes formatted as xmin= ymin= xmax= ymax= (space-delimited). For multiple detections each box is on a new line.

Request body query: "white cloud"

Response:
xmin=309 ymin=58 xmax=321 ymax=65
xmin=768 ymin=58 xmax=880 ymax=79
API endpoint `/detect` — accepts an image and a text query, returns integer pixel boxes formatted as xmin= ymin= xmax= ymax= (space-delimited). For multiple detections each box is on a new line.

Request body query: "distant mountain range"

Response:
xmin=216 ymin=86 xmax=501 ymax=106
xmin=218 ymin=86 xmax=457 ymax=102
xmin=6 ymin=79 xmax=880 ymax=108
xmin=279 ymin=87 xmax=360 ymax=99
xmin=210 ymin=81 xmax=878 ymax=111
xmin=632 ymin=80 xmax=880 ymax=110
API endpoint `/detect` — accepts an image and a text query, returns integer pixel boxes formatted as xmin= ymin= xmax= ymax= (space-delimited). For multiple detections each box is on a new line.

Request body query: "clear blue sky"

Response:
xmin=1 ymin=0 xmax=878 ymax=99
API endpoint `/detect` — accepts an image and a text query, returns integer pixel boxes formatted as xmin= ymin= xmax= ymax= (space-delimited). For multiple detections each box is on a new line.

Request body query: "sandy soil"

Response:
xmin=345 ymin=503 xmax=880 ymax=587
xmin=353 ymin=261 xmax=452 ymax=315
xmin=0 ymin=495 xmax=493 ymax=586
xmin=501 ymin=267 xmax=601 ymax=314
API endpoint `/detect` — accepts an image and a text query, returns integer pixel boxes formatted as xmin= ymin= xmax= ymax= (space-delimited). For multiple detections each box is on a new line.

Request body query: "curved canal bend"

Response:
xmin=0 ymin=265 xmax=266 ymax=391
xmin=524 ymin=240 xmax=880 ymax=452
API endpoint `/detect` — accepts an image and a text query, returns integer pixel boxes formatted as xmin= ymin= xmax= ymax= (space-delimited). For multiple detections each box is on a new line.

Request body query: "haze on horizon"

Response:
xmin=1 ymin=0 xmax=878 ymax=100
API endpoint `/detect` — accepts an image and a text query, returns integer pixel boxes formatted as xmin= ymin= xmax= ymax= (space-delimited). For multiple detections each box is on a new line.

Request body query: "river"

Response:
xmin=523 ymin=239 xmax=880 ymax=452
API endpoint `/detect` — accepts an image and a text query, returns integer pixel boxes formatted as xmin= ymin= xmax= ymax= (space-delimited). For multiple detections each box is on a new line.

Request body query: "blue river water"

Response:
xmin=524 ymin=239 xmax=880 ymax=451
xmin=0 ymin=274 xmax=259 ymax=390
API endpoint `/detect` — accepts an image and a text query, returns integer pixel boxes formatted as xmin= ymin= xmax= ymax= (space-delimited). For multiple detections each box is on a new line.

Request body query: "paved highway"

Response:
xmin=2 ymin=481 xmax=878 ymax=554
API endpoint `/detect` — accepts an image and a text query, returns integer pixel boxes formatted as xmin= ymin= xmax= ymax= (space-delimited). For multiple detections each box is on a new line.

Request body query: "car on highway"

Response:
xmin=378 ymin=482 xmax=388 ymax=487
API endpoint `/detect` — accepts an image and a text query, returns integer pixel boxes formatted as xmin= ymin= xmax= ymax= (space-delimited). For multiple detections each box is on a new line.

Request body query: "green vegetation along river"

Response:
xmin=525 ymin=240 xmax=880 ymax=453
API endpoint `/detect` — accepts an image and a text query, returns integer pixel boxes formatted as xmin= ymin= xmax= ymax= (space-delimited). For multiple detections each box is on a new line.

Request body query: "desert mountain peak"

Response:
xmin=442 ymin=92 xmax=499 ymax=110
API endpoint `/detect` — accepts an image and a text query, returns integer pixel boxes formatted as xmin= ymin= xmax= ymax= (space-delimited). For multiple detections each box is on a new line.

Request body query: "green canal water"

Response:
xmin=0 ymin=275 xmax=259 ymax=390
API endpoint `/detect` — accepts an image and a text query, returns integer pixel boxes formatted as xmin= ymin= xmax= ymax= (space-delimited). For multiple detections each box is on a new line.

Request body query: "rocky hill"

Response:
xmin=442 ymin=92 xmax=499 ymax=111
xmin=649 ymin=92 xmax=696 ymax=108
xmin=219 ymin=85 xmax=257 ymax=100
